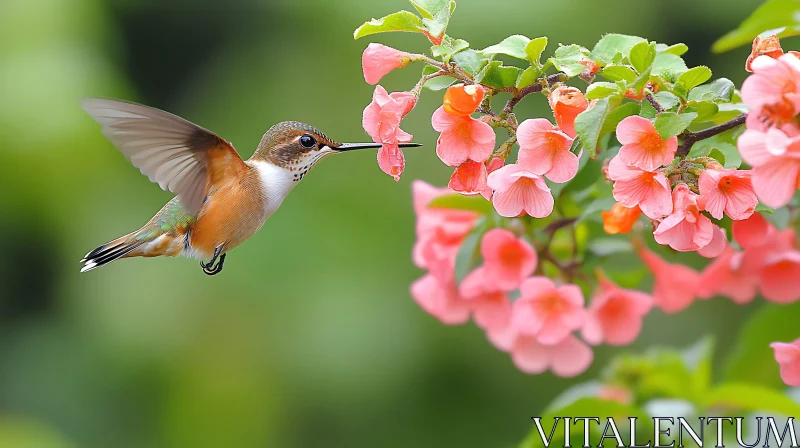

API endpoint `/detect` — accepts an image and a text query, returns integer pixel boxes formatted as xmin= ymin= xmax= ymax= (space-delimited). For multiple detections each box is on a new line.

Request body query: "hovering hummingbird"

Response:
xmin=79 ymin=99 xmax=420 ymax=275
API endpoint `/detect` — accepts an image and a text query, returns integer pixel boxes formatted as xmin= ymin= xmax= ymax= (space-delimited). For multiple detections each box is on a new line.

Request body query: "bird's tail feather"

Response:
xmin=80 ymin=234 xmax=144 ymax=273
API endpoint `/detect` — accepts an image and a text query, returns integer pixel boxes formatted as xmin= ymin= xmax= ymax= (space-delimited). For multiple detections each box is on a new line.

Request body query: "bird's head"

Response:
xmin=250 ymin=121 xmax=419 ymax=180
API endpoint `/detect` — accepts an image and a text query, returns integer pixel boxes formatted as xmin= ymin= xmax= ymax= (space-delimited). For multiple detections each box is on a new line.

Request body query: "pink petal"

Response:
xmin=546 ymin=335 xmax=594 ymax=378
xmin=771 ymin=341 xmax=800 ymax=387
xmin=376 ymin=144 xmax=405 ymax=181
xmin=752 ymin=158 xmax=800 ymax=207
xmin=697 ymin=225 xmax=727 ymax=258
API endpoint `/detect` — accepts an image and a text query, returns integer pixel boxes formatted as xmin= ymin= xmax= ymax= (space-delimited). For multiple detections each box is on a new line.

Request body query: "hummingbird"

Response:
xmin=79 ymin=98 xmax=420 ymax=275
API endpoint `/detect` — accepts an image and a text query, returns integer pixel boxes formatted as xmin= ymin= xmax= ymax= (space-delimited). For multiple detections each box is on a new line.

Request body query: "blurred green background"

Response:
xmin=0 ymin=0 xmax=779 ymax=447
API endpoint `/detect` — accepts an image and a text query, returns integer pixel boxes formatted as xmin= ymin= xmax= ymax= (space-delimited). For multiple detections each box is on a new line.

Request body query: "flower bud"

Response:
xmin=443 ymin=84 xmax=485 ymax=116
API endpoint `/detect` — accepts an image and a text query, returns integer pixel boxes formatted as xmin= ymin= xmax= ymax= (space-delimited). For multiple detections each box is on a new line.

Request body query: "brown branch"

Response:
xmin=676 ymin=113 xmax=748 ymax=157
xmin=502 ymin=73 xmax=566 ymax=115
xmin=645 ymin=93 xmax=664 ymax=114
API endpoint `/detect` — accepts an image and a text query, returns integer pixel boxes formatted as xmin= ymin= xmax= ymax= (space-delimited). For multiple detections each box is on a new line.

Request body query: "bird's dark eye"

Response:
xmin=299 ymin=134 xmax=316 ymax=149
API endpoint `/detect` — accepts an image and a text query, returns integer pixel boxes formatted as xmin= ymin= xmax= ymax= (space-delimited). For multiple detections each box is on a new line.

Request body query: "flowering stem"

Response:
xmin=675 ymin=113 xmax=748 ymax=157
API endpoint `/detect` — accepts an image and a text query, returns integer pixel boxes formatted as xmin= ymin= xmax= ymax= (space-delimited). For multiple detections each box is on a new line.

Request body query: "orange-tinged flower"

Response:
xmin=448 ymin=160 xmax=487 ymax=195
xmin=443 ymin=84 xmax=485 ymax=116
xmin=602 ymin=203 xmax=641 ymax=234
xmin=548 ymin=86 xmax=589 ymax=138
xmin=616 ymin=115 xmax=677 ymax=171
xmin=745 ymin=35 xmax=784 ymax=73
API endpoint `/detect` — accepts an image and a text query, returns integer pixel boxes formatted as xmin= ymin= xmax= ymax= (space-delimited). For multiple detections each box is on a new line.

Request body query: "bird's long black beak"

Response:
xmin=335 ymin=142 xmax=423 ymax=151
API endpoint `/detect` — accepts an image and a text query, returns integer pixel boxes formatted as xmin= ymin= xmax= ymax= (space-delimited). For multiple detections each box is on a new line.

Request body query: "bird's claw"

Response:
xmin=200 ymin=247 xmax=226 ymax=276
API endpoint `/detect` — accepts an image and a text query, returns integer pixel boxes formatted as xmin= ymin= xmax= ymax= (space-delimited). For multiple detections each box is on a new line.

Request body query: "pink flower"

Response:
xmin=616 ymin=115 xmax=678 ymax=171
xmin=448 ymin=160 xmax=487 ymax=195
xmin=410 ymin=274 xmax=470 ymax=325
xmin=480 ymin=157 xmax=505 ymax=200
xmin=760 ymin=250 xmax=800 ymax=303
xmin=488 ymin=327 xmax=593 ymax=377
xmin=479 ymin=228 xmax=537 ymax=291
xmin=771 ymin=339 xmax=800 ymax=386
xmin=459 ymin=267 xmax=512 ymax=331
xmin=638 ymin=246 xmax=700 ymax=313
xmin=698 ymin=168 xmax=757 ymax=220
xmin=653 ymin=184 xmax=715 ymax=252
xmin=511 ymin=277 xmax=586 ymax=345
xmin=362 ymin=43 xmax=412 ymax=85
xmin=737 ymin=127 xmax=800 ymax=207
xmin=581 ymin=278 xmax=653 ymax=346
xmin=363 ymin=86 xmax=416 ymax=180
xmin=607 ymin=156 xmax=672 ymax=219
xmin=548 ymin=86 xmax=590 ymax=139
xmin=697 ymin=247 xmax=759 ymax=304
xmin=432 ymin=106 xmax=495 ymax=166
xmin=741 ymin=55 xmax=800 ymax=124
xmin=696 ymin=225 xmax=727 ymax=259
xmin=486 ymin=164 xmax=554 ymax=218
xmin=516 ymin=118 xmax=579 ymax=183
xmin=731 ymin=212 xmax=775 ymax=250
xmin=412 ymin=181 xmax=479 ymax=284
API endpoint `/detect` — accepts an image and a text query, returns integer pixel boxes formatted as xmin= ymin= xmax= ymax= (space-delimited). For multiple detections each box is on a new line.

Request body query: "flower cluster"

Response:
xmin=738 ymin=44 xmax=800 ymax=207
xmin=357 ymin=1 xmax=800 ymax=385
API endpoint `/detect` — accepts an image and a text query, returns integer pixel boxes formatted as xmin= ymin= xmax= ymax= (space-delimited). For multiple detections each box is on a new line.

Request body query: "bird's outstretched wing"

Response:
xmin=81 ymin=98 xmax=247 ymax=214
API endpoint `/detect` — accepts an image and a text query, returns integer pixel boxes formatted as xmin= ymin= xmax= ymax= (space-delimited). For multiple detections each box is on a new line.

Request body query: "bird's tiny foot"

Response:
xmin=201 ymin=253 xmax=226 ymax=276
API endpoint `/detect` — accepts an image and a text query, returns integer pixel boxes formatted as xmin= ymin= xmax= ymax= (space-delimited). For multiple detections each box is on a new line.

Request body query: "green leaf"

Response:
xmin=453 ymin=216 xmax=490 ymax=283
xmin=765 ymin=206 xmax=791 ymax=228
xmin=431 ymin=37 xmax=469 ymax=62
xmin=427 ymin=193 xmax=494 ymax=214
xmin=575 ymin=97 xmax=621 ymax=156
xmin=588 ymin=238 xmax=634 ymax=257
xmin=689 ymin=137 xmax=741 ymax=164
xmin=525 ymin=36 xmax=548 ymax=65
xmin=576 ymin=196 xmax=616 ymax=225
xmin=688 ymin=78 xmax=735 ymax=102
xmin=723 ymin=302 xmax=800 ymax=388
xmin=589 ymin=34 xmax=647 ymax=65
xmin=652 ymin=52 xmax=688 ymax=77
xmin=409 ymin=0 xmax=450 ymax=17
xmin=717 ymin=142 xmax=742 ymax=168
xmin=657 ymin=42 xmax=689 ymax=56
xmin=600 ymin=102 xmax=642 ymax=135
xmin=585 ymin=82 xmax=620 ymax=100
xmin=653 ymin=91 xmax=680 ymax=110
xmin=704 ymin=383 xmax=800 ymax=416
xmin=516 ymin=66 xmax=541 ymax=89
xmin=629 ymin=41 xmax=656 ymax=74
xmin=682 ymin=337 xmax=714 ymax=396
xmin=708 ymin=148 xmax=726 ymax=166
xmin=713 ymin=0 xmax=800 ymax=53
xmin=599 ymin=65 xmax=637 ymax=83
xmin=480 ymin=34 xmax=530 ymax=60
xmin=354 ymin=11 xmax=424 ymax=39
xmin=421 ymin=65 xmax=454 ymax=90
xmin=549 ymin=44 xmax=589 ymax=77
xmin=683 ymin=100 xmax=720 ymax=123
xmin=452 ymin=49 xmax=487 ymax=76
xmin=475 ymin=61 xmax=522 ymax=90
xmin=653 ymin=112 xmax=698 ymax=139
xmin=408 ymin=0 xmax=455 ymax=41
xmin=675 ymin=66 xmax=712 ymax=94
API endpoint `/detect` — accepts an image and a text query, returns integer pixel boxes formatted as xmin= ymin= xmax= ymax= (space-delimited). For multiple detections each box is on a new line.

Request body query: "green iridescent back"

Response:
xmin=129 ymin=197 xmax=197 ymax=243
